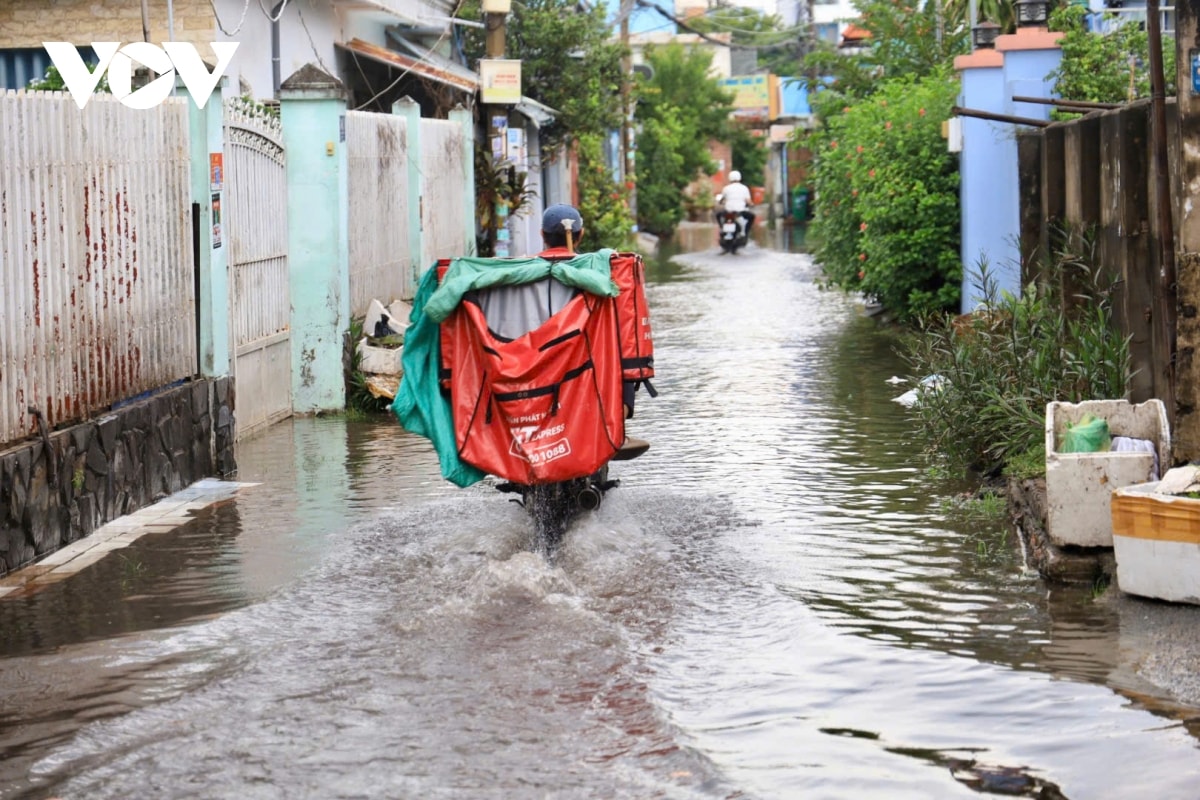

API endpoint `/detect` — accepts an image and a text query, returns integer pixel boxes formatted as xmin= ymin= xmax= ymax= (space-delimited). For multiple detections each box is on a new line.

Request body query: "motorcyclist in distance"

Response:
xmin=715 ymin=170 xmax=755 ymax=237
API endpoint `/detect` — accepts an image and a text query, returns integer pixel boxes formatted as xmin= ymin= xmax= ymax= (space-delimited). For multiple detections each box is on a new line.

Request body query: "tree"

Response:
xmin=635 ymin=43 xmax=735 ymax=235
xmin=687 ymin=5 xmax=805 ymax=77
xmin=28 ymin=63 xmax=108 ymax=93
xmin=1047 ymin=4 xmax=1176 ymax=115
xmin=808 ymin=70 xmax=962 ymax=319
xmin=801 ymin=0 xmax=968 ymax=121
xmin=730 ymin=126 xmax=767 ymax=187
xmin=460 ymin=0 xmax=625 ymax=152
xmin=944 ymin=0 xmax=1016 ymax=34
xmin=798 ymin=0 xmax=967 ymax=318
xmin=458 ymin=0 xmax=635 ymax=249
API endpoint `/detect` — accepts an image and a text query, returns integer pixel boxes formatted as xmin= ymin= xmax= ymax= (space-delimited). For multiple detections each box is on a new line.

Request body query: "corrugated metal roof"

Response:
xmin=337 ymin=38 xmax=478 ymax=93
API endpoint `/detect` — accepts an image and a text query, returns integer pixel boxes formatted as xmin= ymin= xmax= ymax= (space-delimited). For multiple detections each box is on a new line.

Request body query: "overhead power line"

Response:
xmin=631 ymin=0 xmax=808 ymax=50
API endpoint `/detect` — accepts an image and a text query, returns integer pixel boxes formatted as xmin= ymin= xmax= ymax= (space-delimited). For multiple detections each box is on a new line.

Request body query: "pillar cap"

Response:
xmin=955 ymin=49 xmax=1005 ymax=70
xmin=996 ymin=27 xmax=1064 ymax=52
xmin=280 ymin=64 xmax=347 ymax=100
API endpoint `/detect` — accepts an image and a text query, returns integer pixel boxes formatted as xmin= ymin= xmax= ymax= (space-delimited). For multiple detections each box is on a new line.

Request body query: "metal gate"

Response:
xmin=224 ymin=97 xmax=291 ymax=440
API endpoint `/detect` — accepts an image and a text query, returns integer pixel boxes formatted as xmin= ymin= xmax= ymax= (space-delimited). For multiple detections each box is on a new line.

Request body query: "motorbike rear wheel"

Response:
xmin=519 ymin=466 xmax=610 ymax=554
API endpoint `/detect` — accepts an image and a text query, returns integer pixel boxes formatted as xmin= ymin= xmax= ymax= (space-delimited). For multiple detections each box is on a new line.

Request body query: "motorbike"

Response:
xmin=716 ymin=208 xmax=748 ymax=254
xmin=394 ymin=249 xmax=656 ymax=556
xmin=497 ymin=457 xmax=637 ymax=552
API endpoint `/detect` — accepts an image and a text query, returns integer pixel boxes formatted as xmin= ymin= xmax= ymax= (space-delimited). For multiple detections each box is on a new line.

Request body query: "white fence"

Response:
xmin=346 ymin=110 xmax=412 ymax=316
xmin=1 ymin=90 xmax=477 ymax=447
xmin=420 ymin=117 xmax=470 ymax=266
xmin=0 ymin=91 xmax=195 ymax=445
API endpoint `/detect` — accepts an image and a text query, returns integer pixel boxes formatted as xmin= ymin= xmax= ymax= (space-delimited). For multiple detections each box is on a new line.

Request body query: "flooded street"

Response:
xmin=3 ymin=232 xmax=1200 ymax=798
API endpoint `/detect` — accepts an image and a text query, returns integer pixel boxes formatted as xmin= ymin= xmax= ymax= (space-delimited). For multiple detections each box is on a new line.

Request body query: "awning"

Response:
xmin=337 ymin=38 xmax=478 ymax=94
xmin=513 ymin=97 xmax=557 ymax=128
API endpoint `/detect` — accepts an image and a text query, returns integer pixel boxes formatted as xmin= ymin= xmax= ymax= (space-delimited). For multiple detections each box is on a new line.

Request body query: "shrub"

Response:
xmin=809 ymin=70 xmax=962 ymax=320
xmin=1048 ymin=4 xmax=1176 ymax=118
xmin=901 ymin=231 xmax=1130 ymax=477
xmin=575 ymin=132 xmax=636 ymax=252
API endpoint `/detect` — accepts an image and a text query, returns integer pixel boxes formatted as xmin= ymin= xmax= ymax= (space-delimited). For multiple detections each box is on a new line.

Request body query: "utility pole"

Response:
xmin=1146 ymin=0 xmax=1176 ymax=426
xmin=620 ymin=0 xmax=637 ymax=233
xmin=484 ymin=2 xmax=509 ymax=255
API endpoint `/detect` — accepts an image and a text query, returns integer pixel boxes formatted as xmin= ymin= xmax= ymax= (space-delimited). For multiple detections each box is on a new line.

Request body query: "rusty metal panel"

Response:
xmin=420 ymin=118 xmax=469 ymax=268
xmin=223 ymin=97 xmax=291 ymax=440
xmin=346 ymin=110 xmax=412 ymax=316
xmin=0 ymin=90 xmax=195 ymax=447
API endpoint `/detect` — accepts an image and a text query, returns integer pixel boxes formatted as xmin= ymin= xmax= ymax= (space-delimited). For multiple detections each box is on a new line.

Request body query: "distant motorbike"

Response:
xmin=716 ymin=208 xmax=749 ymax=254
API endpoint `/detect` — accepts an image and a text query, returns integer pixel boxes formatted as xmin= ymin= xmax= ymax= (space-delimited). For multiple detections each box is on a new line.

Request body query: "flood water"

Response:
xmin=3 ymin=229 xmax=1200 ymax=798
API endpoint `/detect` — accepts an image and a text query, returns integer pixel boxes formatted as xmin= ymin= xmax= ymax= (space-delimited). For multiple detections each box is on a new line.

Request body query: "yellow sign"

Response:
xmin=719 ymin=74 xmax=780 ymax=121
xmin=480 ymin=59 xmax=522 ymax=104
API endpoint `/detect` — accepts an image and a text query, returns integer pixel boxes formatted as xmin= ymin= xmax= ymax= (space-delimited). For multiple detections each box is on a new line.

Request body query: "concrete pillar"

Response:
xmin=187 ymin=75 xmax=230 ymax=378
xmin=450 ymin=104 xmax=477 ymax=258
xmin=279 ymin=65 xmax=349 ymax=413
xmin=996 ymin=27 xmax=1063 ymax=123
xmin=998 ymin=28 xmax=1067 ymax=284
xmin=955 ymin=47 xmax=1013 ymax=308
xmin=392 ymin=96 xmax=425 ymax=289
xmin=955 ymin=27 xmax=1063 ymax=311
xmin=1173 ymin=0 xmax=1200 ymax=458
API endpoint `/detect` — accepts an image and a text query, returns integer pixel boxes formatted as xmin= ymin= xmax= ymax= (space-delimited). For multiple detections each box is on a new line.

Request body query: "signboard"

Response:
xmin=506 ymin=127 xmax=525 ymax=167
xmin=209 ymin=153 xmax=223 ymax=192
xmin=480 ymin=59 xmax=521 ymax=104
xmin=718 ymin=74 xmax=780 ymax=122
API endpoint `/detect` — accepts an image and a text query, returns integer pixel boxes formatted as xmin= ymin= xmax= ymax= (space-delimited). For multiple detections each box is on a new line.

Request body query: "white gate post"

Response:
xmin=393 ymin=96 xmax=425 ymax=283
xmin=450 ymin=103 xmax=476 ymax=257
xmin=280 ymin=65 xmax=350 ymax=413
xmin=188 ymin=76 xmax=231 ymax=378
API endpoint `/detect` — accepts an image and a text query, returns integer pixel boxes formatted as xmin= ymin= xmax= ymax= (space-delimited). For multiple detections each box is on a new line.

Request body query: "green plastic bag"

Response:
xmin=1060 ymin=414 xmax=1112 ymax=453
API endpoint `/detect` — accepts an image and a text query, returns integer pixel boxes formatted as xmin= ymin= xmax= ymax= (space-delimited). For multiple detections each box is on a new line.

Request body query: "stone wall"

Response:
xmin=0 ymin=377 xmax=236 ymax=576
xmin=0 ymin=0 xmax=215 ymax=57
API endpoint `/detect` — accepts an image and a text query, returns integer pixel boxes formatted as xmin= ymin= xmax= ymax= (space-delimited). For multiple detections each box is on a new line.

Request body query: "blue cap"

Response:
xmin=542 ymin=203 xmax=583 ymax=234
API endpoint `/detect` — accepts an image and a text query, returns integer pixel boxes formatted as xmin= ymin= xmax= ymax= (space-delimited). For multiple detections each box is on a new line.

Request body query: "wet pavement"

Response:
xmin=2 ymin=230 xmax=1200 ymax=798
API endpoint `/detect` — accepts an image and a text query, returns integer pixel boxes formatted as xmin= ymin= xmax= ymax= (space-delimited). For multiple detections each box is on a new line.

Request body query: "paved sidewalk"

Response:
xmin=0 ymin=478 xmax=257 ymax=600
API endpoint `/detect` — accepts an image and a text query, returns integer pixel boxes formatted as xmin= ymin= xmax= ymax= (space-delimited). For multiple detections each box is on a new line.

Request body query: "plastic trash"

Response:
xmin=1060 ymin=414 xmax=1111 ymax=453
xmin=1111 ymin=436 xmax=1160 ymax=481
xmin=891 ymin=375 xmax=944 ymax=408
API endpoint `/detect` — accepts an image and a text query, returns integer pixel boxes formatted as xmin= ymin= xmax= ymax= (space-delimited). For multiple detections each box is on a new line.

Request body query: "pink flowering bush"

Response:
xmin=809 ymin=70 xmax=961 ymax=319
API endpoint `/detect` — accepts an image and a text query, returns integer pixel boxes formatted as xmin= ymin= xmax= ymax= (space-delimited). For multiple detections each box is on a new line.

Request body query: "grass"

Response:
xmin=1002 ymin=448 xmax=1046 ymax=481
xmin=344 ymin=317 xmax=394 ymax=416
xmin=901 ymin=228 xmax=1129 ymax=480
xmin=939 ymin=489 xmax=1007 ymax=521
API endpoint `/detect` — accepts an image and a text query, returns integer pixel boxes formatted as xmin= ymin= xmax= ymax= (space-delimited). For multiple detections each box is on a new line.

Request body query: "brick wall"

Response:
xmin=0 ymin=0 xmax=215 ymax=54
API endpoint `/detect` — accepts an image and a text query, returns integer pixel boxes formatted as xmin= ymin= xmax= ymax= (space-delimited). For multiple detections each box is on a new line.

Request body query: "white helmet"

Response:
xmin=728 ymin=170 xmax=742 ymax=182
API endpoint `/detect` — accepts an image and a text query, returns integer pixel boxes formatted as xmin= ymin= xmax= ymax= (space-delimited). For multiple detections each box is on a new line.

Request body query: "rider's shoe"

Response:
xmin=614 ymin=436 xmax=650 ymax=461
